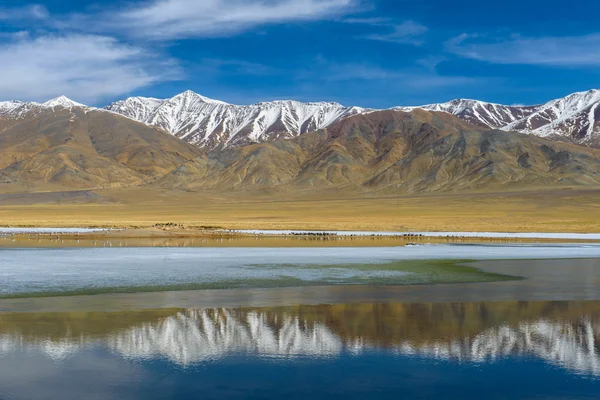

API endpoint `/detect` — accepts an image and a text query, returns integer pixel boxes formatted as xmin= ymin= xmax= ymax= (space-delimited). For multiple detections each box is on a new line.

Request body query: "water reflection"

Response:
xmin=1 ymin=301 xmax=600 ymax=376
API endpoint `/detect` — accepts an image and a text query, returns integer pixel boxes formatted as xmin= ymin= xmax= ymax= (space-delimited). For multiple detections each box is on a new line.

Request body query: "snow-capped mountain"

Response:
xmin=104 ymin=91 xmax=368 ymax=149
xmin=42 ymin=95 xmax=86 ymax=109
xmin=3 ymin=90 xmax=600 ymax=150
xmin=503 ymin=89 xmax=600 ymax=143
xmin=0 ymin=96 xmax=90 ymax=119
xmin=106 ymin=89 xmax=600 ymax=149
xmin=397 ymin=99 xmax=538 ymax=130
xmin=401 ymin=89 xmax=600 ymax=146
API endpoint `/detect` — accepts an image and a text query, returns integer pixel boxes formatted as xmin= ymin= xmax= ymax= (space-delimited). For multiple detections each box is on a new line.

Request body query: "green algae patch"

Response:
xmin=0 ymin=259 xmax=520 ymax=299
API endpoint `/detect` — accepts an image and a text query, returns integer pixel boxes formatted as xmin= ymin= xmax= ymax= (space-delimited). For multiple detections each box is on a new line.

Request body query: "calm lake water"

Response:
xmin=2 ymin=243 xmax=600 ymax=398
xmin=1 ymin=300 xmax=600 ymax=399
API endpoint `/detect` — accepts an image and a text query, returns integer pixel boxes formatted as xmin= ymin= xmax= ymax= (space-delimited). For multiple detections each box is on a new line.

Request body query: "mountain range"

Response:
xmin=159 ymin=109 xmax=600 ymax=192
xmin=105 ymin=91 xmax=367 ymax=150
xmin=398 ymin=89 xmax=600 ymax=147
xmin=2 ymin=90 xmax=600 ymax=193
xmin=3 ymin=89 xmax=600 ymax=150
xmin=105 ymin=89 xmax=600 ymax=149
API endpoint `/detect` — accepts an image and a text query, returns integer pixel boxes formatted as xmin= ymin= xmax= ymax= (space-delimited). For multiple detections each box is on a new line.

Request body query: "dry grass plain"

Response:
xmin=0 ymin=185 xmax=599 ymax=233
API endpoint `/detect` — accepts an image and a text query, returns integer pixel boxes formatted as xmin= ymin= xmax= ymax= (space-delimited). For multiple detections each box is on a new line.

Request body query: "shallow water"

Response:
xmin=2 ymin=244 xmax=600 ymax=398
xmin=2 ymin=244 xmax=600 ymax=297
xmin=1 ymin=300 xmax=600 ymax=399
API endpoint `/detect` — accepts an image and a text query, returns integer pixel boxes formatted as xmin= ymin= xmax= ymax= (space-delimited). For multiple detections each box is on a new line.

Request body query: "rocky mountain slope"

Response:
xmin=0 ymin=100 xmax=200 ymax=189
xmin=2 ymin=96 xmax=600 ymax=193
xmin=400 ymin=89 xmax=600 ymax=146
xmin=104 ymin=89 xmax=600 ymax=149
xmin=4 ymin=90 xmax=600 ymax=152
xmin=105 ymin=91 xmax=368 ymax=150
xmin=160 ymin=110 xmax=600 ymax=193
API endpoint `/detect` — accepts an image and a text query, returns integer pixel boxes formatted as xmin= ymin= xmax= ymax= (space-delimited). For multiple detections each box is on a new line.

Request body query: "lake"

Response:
xmin=2 ymin=242 xmax=600 ymax=398
xmin=1 ymin=300 xmax=600 ymax=399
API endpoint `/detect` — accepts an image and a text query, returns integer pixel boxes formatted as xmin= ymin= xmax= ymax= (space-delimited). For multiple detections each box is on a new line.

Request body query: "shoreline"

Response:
xmin=3 ymin=226 xmax=600 ymax=242
xmin=229 ymin=229 xmax=600 ymax=240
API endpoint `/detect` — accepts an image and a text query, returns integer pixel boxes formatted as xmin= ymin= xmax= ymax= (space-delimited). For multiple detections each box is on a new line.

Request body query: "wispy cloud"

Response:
xmin=343 ymin=17 xmax=391 ymax=25
xmin=0 ymin=4 xmax=49 ymax=21
xmin=415 ymin=55 xmax=447 ymax=73
xmin=364 ymin=20 xmax=428 ymax=45
xmin=0 ymin=34 xmax=180 ymax=103
xmin=303 ymin=58 xmax=480 ymax=89
xmin=88 ymin=0 xmax=359 ymax=40
xmin=197 ymin=59 xmax=277 ymax=76
xmin=343 ymin=17 xmax=428 ymax=45
xmin=0 ymin=0 xmax=357 ymax=102
xmin=447 ymin=33 xmax=600 ymax=67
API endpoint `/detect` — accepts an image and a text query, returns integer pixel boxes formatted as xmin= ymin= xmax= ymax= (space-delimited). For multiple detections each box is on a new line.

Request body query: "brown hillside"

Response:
xmin=159 ymin=110 xmax=600 ymax=192
xmin=0 ymin=107 xmax=201 ymax=189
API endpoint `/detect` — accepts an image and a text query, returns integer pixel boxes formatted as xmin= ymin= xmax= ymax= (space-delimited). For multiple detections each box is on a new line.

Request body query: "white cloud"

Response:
xmin=343 ymin=17 xmax=391 ymax=25
xmin=0 ymin=4 xmax=49 ymax=21
xmin=447 ymin=33 xmax=600 ymax=67
xmin=197 ymin=58 xmax=276 ymax=75
xmin=0 ymin=34 xmax=180 ymax=103
xmin=101 ymin=0 xmax=359 ymax=40
xmin=305 ymin=58 xmax=480 ymax=89
xmin=364 ymin=20 xmax=428 ymax=45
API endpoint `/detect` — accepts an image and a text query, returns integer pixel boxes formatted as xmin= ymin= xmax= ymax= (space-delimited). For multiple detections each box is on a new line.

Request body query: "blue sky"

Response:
xmin=1 ymin=0 xmax=599 ymax=107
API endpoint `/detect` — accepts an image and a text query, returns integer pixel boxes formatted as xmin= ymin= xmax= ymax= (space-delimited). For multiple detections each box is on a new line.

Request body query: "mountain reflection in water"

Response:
xmin=1 ymin=301 xmax=600 ymax=378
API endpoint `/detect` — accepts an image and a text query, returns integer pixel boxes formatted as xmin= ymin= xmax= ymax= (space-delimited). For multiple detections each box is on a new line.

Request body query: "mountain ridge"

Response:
xmin=155 ymin=110 xmax=600 ymax=193
xmin=1 ymin=104 xmax=600 ymax=194
xmin=104 ymin=91 xmax=369 ymax=150
xmin=103 ymin=88 xmax=600 ymax=149
xmin=3 ymin=89 xmax=600 ymax=152
xmin=0 ymin=89 xmax=600 ymax=150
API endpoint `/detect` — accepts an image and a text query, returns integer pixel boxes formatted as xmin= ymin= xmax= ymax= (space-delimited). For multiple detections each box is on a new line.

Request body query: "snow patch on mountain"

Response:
xmin=105 ymin=91 xmax=369 ymax=149
xmin=502 ymin=90 xmax=600 ymax=140
xmin=404 ymin=90 xmax=600 ymax=145
xmin=2 ymin=89 xmax=600 ymax=149
xmin=397 ymin=99 xmax=540 ymax=129
xmin=42 ymin=96 xmax=86 ymax=109
xmin=106 ymin=89 xmax=600 ymax=149
xmin=0 ymin=96 xmax=91 ymax=120
xmin=0 ymin=101 xmax=24 ymax=117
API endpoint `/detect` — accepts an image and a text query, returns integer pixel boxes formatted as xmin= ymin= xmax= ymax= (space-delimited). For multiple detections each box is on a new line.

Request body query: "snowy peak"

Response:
xmin=104 ymin=96 xmax=164 ymax=122
xmin=41 ymin=96 xmax=86 ymax=109
xmin=398 ymin=99 xmax=540 ymax=130
xmin=401 ymin=90 xmax=600 ymax=146
xmin=105 ymin=89 xmax=600 ymax=150
xmin=0 ymin=96 xmax=90 ymax=120
xmin=2 ymin=89 xmax=600 ymax=150
xmin=0 ymin=101 xmax=24 ymax=116
xmin=503 ymin=89 xmax=600 ymax=139
xmin=105 ymin=91 xmax=369 ymax=149
xmin=173 ymin=90 xmax=229 ymax=105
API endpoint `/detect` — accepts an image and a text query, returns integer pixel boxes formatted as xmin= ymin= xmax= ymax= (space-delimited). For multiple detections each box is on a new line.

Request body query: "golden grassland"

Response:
xmin=0 ymin=185 xmax=599 ymax=233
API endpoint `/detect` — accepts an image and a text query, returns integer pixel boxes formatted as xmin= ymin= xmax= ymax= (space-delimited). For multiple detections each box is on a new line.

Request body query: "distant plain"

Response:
xmin=0 ymin=186 xmax=599 ymax=233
